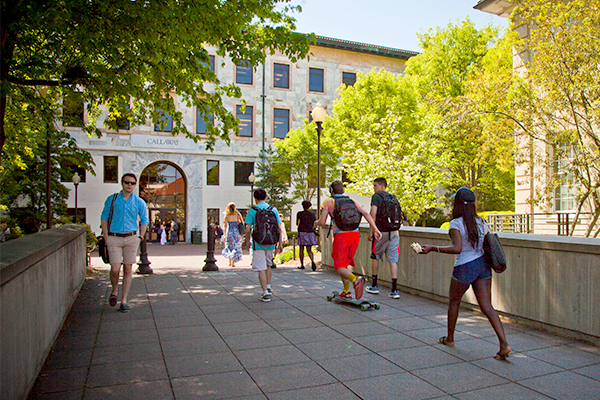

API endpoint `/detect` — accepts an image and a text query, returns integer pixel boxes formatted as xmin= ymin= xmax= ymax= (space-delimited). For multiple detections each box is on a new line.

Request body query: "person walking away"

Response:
xmin=100 ymin=173 xmax=149 ymax=313
xmin=316 ymin=180 xmax=382 ymax=300
xmin=214 ymin=224 xmax=224 ymax=248
xmin=244 ymin=189 xmax=283 ymax=302
xmin=366 ymin=177 xmax=403 ymax=299
xmin=222 ymin=203 xmax=243 ymax=267
xmin=169 ymin=220 xmax=179 ymax=244
xmin=296 ymin=200 xmax=317 ymax=270
xmin=159 ymin=222 xmax=167 ymax=245
xmin=418 ymin=187 xmax=511 ymax=360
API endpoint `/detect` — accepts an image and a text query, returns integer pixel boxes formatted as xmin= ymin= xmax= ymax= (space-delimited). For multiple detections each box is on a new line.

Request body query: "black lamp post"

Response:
xmin=311 ymin=103 xmax=327 ymax=217
xmin=72 ymin=172 xmax=80 ymax=223
xmin=202 ymin=223 xmax=218 ymax=271
xmin=248 ymin=172 xmax=256 ymax=206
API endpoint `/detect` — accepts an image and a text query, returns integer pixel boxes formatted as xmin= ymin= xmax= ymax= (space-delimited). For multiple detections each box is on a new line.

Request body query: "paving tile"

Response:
xmin=453 ymin=382 xmax=554 ymax=400
xmin=380 ymin=345 xmax=463 ymax=371
xmin=524 ymin=344 xmax=600 ymax=369
xmin=519 ymin=371 xmax=600 ymax=400
xmin=359 ymin=306 xmax=414 ymax=321
xmin=317 ymin=353 xmax=403 ymax=381
xmin=413 ymin=362 xmax=509 ymax=394
xmin=353 ymin=331 xmax=424 ymax=352
xmin=29 ymin=367 xmax=88 ymax=394
xmin=212 ymin=320 xmax=275 ymax=337
xmin=402 ymin=326 xmax=472 ymax=345
xmin=295 ymin=338 xmax=370 ymax=361
xmin=160 ymin=337 xmax=230 ymax=358
xmin=44 ymin=347 xmax=94 ymax=368
xmin=334 ymin=321 xmax=397 ymax=338
xmin=82 ymin=380 xmax=174 ymax=400
xmin=345 ymin=371 xmax=445 ymax=400
xmin=151 ymin=305 xmax=204 ymax=318
xmin=200 ymin=302 xmax=250 ymax=314
xmin=473 ymin=352 xmax=564 ymax=381
xmin=153 ymin=314 xmax=210 ymax=329
xmin=91 ymin=342 xmax=163 ymax=365
xmin=278 ymin=326 xmax=346 ymax=345
xmin=28 ymin=389 xmax=83 ymax=400
xmin=567 ymin=342 xmax=600 ymax=356
xmin=171 ymin=371 xmax=262 ymax=400
xmin=165 ymin=351 xmax=243 ymax=378
xmin=312 ymin=309 xmax=373 ymax=326
xmin=481 ymin=331 xmax=559 ymax=352
xmin=95 ymin=328 xmax=159 ymax=348
xmin=247 ymin=361 xmax=336 ymax=393
xmin=573 ymin=363 xmax=600 ymax=381
xmin=223 ymin=330 xmax=290 ymax=351
xmin=379 ymin=316 xmax=442 ymax=332
xmin=267 ymin=315 xmax=324 ymax=330
xmin=233 ymin=344 xmax=311 ymax=369
xmin=205 ymin=310 xmax=261 ymax=324
xmin=252 ymin=307 xmax=307 ymax=320
xmin=157 ymin=325 xmax=221 ymax=342
xmin=86 ymin=359 xmax=168 ymax=388
xmin=266 ymin=382 xmax=361 ymax=400
xmin=402 ymin=304 xmax=448 ymax=316
xmin=437 ymin=337 xmax=507 ymax=361
xmin=98 ymin=318 xmax=156 ymax=333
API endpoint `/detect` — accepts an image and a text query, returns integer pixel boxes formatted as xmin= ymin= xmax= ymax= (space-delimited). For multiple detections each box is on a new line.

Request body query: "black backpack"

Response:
xmin=252 ymin=206 xmax=280 ymax=245
xmin=331 ymin=195 xmax=362 ymax=232
xmin=376 ymin=192 xmax=402 ymax=232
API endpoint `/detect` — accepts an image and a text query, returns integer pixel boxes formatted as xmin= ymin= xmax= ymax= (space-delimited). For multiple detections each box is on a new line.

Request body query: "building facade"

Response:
xmin=63 ymin=36 xmax=417 ymax=241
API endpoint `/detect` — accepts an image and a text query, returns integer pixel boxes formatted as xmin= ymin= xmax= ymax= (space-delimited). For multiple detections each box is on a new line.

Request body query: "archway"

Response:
xmin=139 ymin=161 xmax=187 ymax=242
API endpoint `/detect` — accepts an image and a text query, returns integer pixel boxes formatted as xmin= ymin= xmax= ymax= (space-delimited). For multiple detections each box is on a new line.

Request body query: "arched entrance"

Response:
xmin=139 ymin=161 xmax=187 ymax=242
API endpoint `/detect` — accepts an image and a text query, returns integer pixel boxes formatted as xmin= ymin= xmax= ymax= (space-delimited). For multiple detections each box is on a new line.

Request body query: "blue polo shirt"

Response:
xmin=101 ymin=191 xmax=149 ymax=234
xmin=245 ymin=202 xmax=282 ymax=251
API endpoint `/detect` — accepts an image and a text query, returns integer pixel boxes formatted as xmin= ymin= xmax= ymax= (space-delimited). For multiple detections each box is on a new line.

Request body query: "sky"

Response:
xmin=289 ymin=0 xmax=508 ymax=52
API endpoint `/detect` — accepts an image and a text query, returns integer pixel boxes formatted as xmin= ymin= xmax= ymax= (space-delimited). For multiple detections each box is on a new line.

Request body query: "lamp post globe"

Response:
xmin=311 ymin=103 xmax=327 ymax=218
xmin=72 ymin=172 xmax=81 ymax=224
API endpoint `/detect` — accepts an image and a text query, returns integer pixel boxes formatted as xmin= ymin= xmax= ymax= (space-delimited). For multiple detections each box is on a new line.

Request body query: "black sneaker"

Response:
xmin=259 ymin=294 xmax=271 ymax=302
xmin=118 ymin=303 xmax=130 ymax=312
xmin=312 ymin=262 xmax=317 ymax=271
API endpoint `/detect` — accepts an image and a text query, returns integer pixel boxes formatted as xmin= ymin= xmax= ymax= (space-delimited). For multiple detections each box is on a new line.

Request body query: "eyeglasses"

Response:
xmin=123 ymin=181 xmax=137 ymax=185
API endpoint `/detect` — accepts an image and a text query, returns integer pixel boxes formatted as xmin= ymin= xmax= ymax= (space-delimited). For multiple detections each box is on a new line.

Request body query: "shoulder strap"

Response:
xmin=107 ymin=193 xmax=117 ymax=234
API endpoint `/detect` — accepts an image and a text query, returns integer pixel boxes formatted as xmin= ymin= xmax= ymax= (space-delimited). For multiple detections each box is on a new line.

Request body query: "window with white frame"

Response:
xmin=554 ymin=145 xmax=577 ymax=211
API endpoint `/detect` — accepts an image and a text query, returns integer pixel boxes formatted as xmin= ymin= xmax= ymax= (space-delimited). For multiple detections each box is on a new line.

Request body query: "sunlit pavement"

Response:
xmin=28 ymin=244 xmax=600 ymax=399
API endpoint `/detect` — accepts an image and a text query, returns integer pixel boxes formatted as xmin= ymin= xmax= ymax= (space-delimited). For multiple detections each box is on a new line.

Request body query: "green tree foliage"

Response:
xmin=1 ymin=87 xmax=94 ymax=233
xmin=405 ymin=19 xmax=516 ymax=211
xmin=509 ymin=0 xmax=600 ymax=236
xmin=272 ymin=118 xmax=340 ymax=205
xmin=255 ymin=148 xmax=295 ymax=220
xmin=1 ymin=0 xmax=313 ymax=162
xmin=327 ymin=70 xmax=446 ymax=222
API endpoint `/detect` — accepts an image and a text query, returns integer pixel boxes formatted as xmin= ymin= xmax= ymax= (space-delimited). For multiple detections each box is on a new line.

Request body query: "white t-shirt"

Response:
xmin=448 ymin=217 xmax=489 ymax=266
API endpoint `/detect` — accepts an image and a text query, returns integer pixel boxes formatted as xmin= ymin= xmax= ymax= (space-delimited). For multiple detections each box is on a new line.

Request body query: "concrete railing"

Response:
xmin=1 ymin=225 xmax=87 ymax=400
xmin=321 ymin=226 xmax=600 ymax=345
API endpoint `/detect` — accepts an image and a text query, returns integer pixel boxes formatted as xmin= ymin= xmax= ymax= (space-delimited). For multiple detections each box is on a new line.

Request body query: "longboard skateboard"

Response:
xmin=327 ymin=291 xmax=380 ymax=311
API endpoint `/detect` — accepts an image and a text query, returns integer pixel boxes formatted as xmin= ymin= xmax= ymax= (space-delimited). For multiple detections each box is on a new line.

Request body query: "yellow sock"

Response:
xmin=348 ymin=273 xmax=357 ymax=283
xmin=343 ymin=281 xmax=350 ymax=293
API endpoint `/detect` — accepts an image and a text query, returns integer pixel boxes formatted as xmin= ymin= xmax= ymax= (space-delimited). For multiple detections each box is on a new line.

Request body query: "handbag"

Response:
xmin=483 ymin=232 xmax=507 ymax=273
xmin=238 ymin=222 xmax=246 ymax=235
xmin=99 ymin=194 xmax=118 ymax=264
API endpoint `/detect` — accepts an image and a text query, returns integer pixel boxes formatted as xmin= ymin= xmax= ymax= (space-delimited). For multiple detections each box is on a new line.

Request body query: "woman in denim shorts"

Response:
xmin=419 ymin=187 xmax=511 ymax=360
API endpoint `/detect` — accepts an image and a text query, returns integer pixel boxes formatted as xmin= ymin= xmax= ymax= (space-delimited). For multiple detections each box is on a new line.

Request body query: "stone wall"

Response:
xmin=321 ymin=226 xmax=600 ymax=345
xmin=0 ymin=225 xmax=87 ymax=400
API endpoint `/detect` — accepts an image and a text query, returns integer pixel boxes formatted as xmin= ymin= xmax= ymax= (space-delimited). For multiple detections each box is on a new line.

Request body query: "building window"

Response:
xmin=63 ymin=92 xmax=84 ymax=127
xmin=196 ymin=108 xmax=213 ymax=135
xmin=154 ymin=109 xmax=173 ymax=132
xmin=60 ymin=161 xmax=86 ymax=183
xmin=309 ymin=68 xmax=324 ymax=92
xmin=236 ymin=105 xmax=253 ymax=137
xmin=115 ymin=103 xmax=130 ymax=130
xmin=202 ymin=55 xmax=215 ymax=73
xmin=234 ymin=162 xmax=254 ymax=186
xmin=207 ymin=208 xmax=220 ymax=226
xmin=236 ymin=60 xmax=253 ymax=85
xmin=554 ymin=146 xmax=576 ymax=211
xmin=207 ymin=160 xmax=219 ymax=185
xmin=273 ymin=63 xmax=290 ymax=88
xmin=273 ymin=108 xmax=290 ymax=139
xmin=342 ymin=72 xmax=357 ymax=86
xmin=104 ymin=156 xmax=118 ymax=183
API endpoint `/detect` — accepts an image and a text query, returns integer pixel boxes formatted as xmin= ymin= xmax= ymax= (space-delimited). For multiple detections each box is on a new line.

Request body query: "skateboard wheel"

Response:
xmin=327 ymin=295 xmax=333 ymax=301
xmin=374 ymin=303 xmax=381 ymax=310
xmin=360 ymin=304 xmax=368 ymax=311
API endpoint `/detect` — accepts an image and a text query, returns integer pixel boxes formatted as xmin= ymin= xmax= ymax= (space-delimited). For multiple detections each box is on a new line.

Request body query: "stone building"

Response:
xmin=63 ymin=36 xmax=417 ymax=242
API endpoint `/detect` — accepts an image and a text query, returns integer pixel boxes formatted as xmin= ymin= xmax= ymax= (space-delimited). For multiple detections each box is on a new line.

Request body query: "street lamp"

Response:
xmin=311 ymin=102 xmax=327 ymax=217
xmin=72 ymin=172 xmax=81 ymax=224
xmin=248 ymin=172 xmax=256 ymax=206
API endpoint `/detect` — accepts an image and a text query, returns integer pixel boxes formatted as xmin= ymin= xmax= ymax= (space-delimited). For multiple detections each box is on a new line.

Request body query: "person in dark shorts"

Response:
xmin=418 ymin=187 xmax=511 ymax=360
xmin=296 ymin=200 xmax=317 ymax=270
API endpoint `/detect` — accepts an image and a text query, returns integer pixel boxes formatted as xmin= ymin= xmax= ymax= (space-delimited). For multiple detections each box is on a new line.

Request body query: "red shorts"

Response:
xmin=332 ymin=231 xmax=360 ymax=270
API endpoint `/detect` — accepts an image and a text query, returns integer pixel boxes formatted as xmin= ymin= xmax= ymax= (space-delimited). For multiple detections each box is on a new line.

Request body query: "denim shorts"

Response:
xmin=452 ymin=255 xmax=492 ymax=285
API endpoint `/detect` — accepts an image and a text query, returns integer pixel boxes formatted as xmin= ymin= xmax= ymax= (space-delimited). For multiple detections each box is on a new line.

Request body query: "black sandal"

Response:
xmin=298 ymin=266 xmax=305 ymax=269
xmin=109 ymin=294 xmax=117 ymax=307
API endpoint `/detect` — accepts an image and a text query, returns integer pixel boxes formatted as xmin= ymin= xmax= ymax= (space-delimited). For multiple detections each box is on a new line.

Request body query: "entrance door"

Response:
xmin=139 ymin=162 xmax=187 ymax=242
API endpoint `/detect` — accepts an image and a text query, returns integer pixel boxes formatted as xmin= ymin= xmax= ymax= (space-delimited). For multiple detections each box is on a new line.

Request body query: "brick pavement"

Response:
xmin=27 ymin=244 xmax=600 ymax=399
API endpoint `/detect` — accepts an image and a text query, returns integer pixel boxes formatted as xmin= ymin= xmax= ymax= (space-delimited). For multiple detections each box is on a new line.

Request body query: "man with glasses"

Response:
xmin=101 ymin=173 xmax=149 ymax=312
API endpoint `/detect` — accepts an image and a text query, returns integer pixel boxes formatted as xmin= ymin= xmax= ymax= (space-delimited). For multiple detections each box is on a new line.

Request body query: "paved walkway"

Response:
xmin=28 ymin=244 xmax=600 ymax=399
